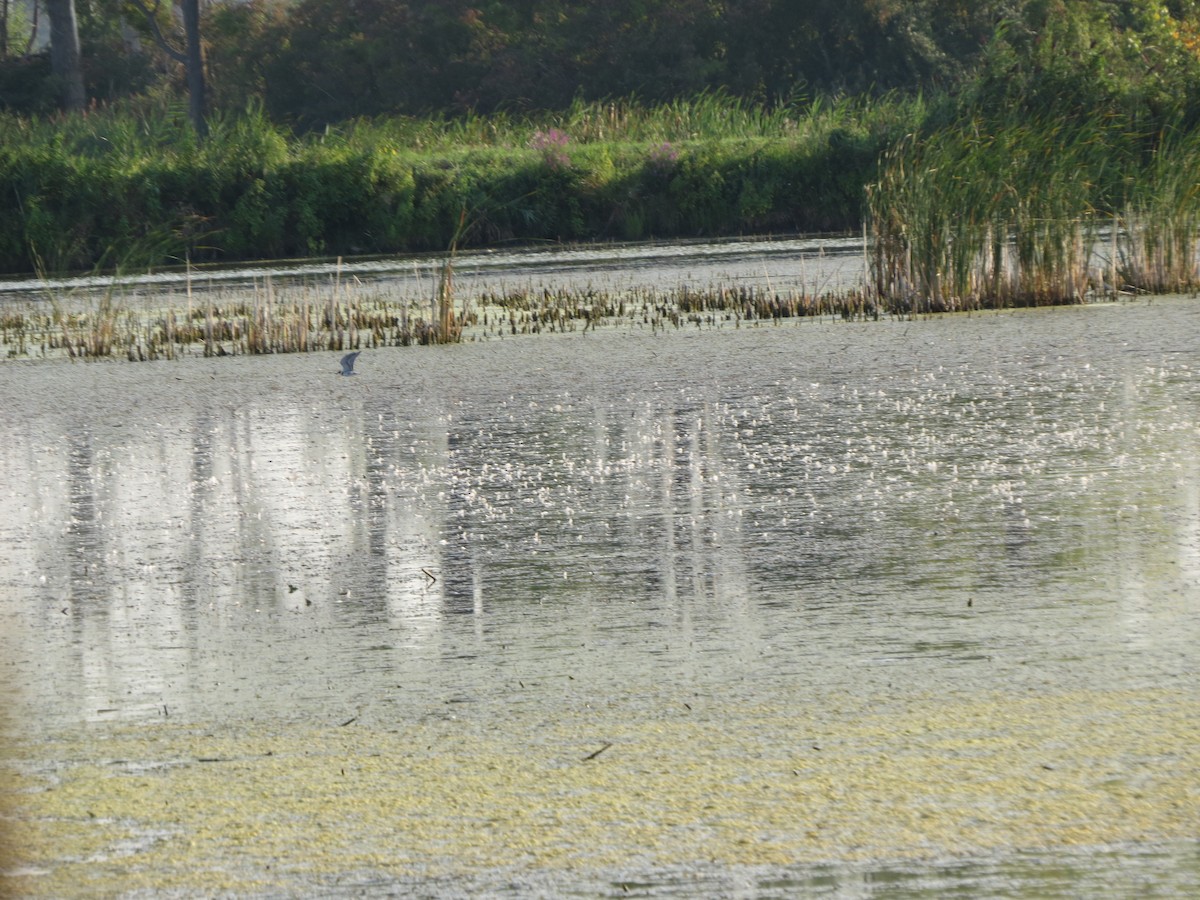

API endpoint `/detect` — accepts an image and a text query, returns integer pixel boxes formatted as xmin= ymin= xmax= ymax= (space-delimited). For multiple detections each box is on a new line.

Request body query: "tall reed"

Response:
xmin=431 ymin=211 xmax=470 ymax=345
xmin=1119 ymin=127 xmax=1200 ymax=293
xmin=866 ymin=111 xmax=1155 ymax=310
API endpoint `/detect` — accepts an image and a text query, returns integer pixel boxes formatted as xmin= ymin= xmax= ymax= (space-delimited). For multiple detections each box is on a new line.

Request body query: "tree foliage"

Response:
xmin=247 ymin=0 xmax=1010 ymax=125
xmin=7 ymin=0 xmax=1200 ymax=130
xmin=963 ymin=0 xmax=1200 ymax=127
xmin=8 ymin=0 xmax=1200 ymax=277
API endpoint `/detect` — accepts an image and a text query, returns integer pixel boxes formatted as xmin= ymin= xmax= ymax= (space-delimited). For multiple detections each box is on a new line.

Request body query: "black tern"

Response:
xmin=339 ymin=351 xmax=361 ymax=376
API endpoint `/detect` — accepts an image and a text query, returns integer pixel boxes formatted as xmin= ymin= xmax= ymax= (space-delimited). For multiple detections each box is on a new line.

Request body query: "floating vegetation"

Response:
xmin=1 ymin=263 xmax=886 ymax=363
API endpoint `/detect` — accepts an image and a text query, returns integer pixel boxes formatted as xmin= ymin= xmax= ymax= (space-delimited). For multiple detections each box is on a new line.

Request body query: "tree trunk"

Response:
xmin=128 ymin=0 xmax=208 ymax=140
xmin=46 ymin=0 xmax=86 ymax=111
xmin=181 ymin=0 xmax=207 ymax=139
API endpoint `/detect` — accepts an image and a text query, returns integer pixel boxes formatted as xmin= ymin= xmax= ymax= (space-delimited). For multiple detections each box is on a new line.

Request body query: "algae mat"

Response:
xmin=4 ymin=685 xmax=1198 ymax=896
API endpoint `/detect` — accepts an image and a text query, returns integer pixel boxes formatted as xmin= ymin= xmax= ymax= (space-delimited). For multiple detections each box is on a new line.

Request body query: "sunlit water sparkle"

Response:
xmin=1 ymin=289 xmax=1198 ymax=896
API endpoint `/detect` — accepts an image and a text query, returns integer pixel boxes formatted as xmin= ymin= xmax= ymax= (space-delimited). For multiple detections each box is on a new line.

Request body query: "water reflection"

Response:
xmin=0 ymin=234 xmax=864 ymax=298
xmin=0 ymin=300 xmax=1197 ymax=732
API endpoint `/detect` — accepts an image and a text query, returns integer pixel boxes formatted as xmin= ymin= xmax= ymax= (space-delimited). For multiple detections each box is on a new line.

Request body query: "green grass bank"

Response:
xmin=0 ymin=95 xmax=918 ymax=278
xmin=6 ymin=92 xmax=1200 ymax=312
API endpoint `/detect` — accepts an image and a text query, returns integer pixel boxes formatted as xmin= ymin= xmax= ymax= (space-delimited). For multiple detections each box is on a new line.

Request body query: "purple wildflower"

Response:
xmin=647 ymin=141 xmax=679 ymax=175
xmin=530 ymin=128 xmax=572 ymax=170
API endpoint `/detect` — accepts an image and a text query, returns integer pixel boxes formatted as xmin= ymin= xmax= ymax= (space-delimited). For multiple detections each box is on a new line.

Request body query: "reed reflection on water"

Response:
xmin=1 ymin=297 xmax=1196 ymax=732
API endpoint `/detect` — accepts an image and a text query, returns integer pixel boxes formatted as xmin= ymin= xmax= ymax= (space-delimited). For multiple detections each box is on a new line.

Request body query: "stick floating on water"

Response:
xmin=582 ymin=742 xmax=613 ymax=761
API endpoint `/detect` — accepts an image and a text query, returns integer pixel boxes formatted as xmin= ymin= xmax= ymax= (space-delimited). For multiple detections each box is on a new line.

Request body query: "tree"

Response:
xmin=128 ymin=0 xmax=208 ymax=139
xmin=1 ymin=0 xmax=41 ymax=60
xmin=46 ymin=0 xmax=86 ymax=110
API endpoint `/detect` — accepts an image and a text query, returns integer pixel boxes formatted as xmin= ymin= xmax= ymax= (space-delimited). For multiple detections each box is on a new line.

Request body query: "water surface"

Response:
xmin=1 ymin=293 xmax=1197 ymax=896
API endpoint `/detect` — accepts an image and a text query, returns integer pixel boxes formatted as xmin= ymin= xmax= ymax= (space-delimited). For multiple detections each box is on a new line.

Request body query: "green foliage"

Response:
xmin=237 ymin=0 xmax=1009 ymax=125
xmin=964 ymin=0 xmax=1200 ymax=129
xmin=866 ymin=103 xmax=1200 ymax=307
xmin=1120 ymin=125 xmax=1200 ymax=290
xmin=11 ymin=0 xmax=1200 ymax=134
xmin=0 ymin=93 xmax=913 ymax=274
xmin=77 ymin=0 xmax=161 ymax=103
xmin=9 ymin=1 xmax=1200 ymax=282
xmin=863 ymin=0 xmax=1200 ymax=308
xmin=0 ymin=55 xmax=56 ymax=114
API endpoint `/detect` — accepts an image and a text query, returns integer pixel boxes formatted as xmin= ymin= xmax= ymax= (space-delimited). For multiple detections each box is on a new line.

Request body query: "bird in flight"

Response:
xmin=339 ymin=351 xmax=361 ymax=376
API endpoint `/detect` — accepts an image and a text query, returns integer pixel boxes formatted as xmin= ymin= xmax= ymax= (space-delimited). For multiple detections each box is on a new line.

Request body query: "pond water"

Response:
xmin=0 ymin=269 xmax=1198 ymax=896
xmin=0 ymin=234 xmax=864 ymax=300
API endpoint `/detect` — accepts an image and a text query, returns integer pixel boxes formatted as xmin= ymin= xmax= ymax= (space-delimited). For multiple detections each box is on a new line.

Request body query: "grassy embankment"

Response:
xmin=0 ymin=94 xmax=911 ymax=275
xmin=3 ymin=94 xmax=1200 ymax=361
